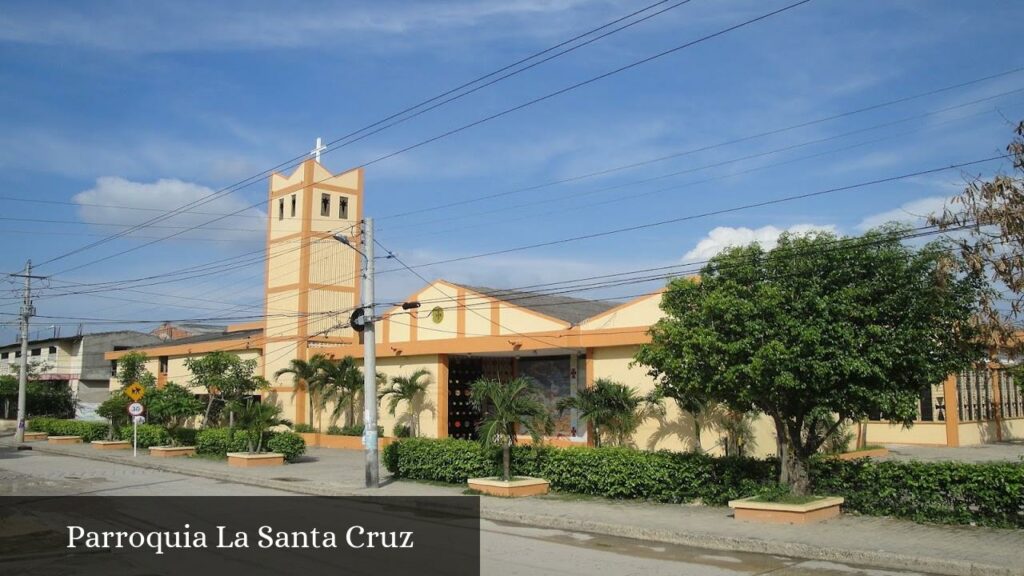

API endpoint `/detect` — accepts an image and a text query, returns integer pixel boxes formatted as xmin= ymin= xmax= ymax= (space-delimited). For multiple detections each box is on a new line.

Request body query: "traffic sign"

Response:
xmin=133 ymin=415 xmax=146 ymax=425
xmin=125 ymin=382 xmax=145 ymax=401
xmin=128 ymin=402 xmax=144 ymax=417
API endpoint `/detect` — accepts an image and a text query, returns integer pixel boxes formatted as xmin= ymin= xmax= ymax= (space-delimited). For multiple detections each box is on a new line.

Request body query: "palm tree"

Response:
xmin=471 ymin=377 xmax=553 ymax=482
xmin=274 ymin=354 xmax=329 ymax=431
xmin=229 ymin=397 xmax=291 ymax=454
xmin=556 ymin=378 xmax=652 ymax=447
xmin=318 ymin=356 xmax=364 ymax=426
xmin=378 ymin=369 xmax=430 ymax=437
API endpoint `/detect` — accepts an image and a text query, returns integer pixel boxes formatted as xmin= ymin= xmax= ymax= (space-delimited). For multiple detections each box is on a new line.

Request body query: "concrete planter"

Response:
xmin=729 ymin=496 xmax=844 ymax=524
xmin=836 ymin=447 xmax=889 ymax=460
xmin=149 ymin=446 xmax=197 ymax=458
xmin=298 ymin=432 xmax=320 ymax=447
xmin=468 ymin=477 xmax=550 ymax=498
xmin=23 ymin=432 xmax=48 ymax=441
xmin=92 ymin=440 xmax=131 ymax=450
xmin=47 ymin=435 xmax=83 ymax=445
xmin=227 ymin=452 xmax=285 ymax=468
xmin=319 ymin=434 xmax=396 ymax=450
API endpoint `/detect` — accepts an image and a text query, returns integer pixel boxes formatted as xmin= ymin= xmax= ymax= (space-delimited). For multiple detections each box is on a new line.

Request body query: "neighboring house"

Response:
xmin=150 ymin=322 xmax=226 ymax=341
xmin=0 ymin=331 xmax=163 ymax=404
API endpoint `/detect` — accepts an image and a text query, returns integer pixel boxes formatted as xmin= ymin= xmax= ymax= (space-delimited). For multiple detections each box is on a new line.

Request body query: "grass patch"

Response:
xmin=748 ymin=493 xmax=823 ymax=505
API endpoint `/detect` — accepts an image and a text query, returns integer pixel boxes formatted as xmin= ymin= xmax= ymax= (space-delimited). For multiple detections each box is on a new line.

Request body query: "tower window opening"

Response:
xmin=291 ymin=194 xmax=296 ymax=217
xmin=321 ymin=193 xmax=330 ymax=217
xmin=278 ymin=198 xmax=284 ymax=220
xmin=339 ymin=198 xmax=348 ymax=219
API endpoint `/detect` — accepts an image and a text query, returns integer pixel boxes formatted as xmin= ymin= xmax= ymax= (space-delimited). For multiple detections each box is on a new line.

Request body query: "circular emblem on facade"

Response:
xmin=431 ymin=306 xmax=445 ymax=324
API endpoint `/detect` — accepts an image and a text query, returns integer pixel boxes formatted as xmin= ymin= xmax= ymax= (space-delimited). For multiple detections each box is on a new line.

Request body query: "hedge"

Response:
xmin=196 ymin=428 xmax=305 ymax=462
xmin=28 ymin=418 xmax=108 ymax=441
xmin=383 ymin=438 xmax=1024 ymax=528
xmin=117 ymin=424 xmax=171 ymax=448
xmin=0 ymin=379 xmax=75 ymax=419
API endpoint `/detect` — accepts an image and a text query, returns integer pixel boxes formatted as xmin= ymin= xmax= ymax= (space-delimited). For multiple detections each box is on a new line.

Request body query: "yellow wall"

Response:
xmin=580 ymin=293 xmax=664 ymax=331
xmin=375 ymin=355 xmax=440 ymax=438
xmin=416 ymin=285 xmax=459 ymax=341
xmin=865 ymin=421 xmax=948 ymax=445
xmin=958 ymin=421 xmax=1000 ymax=445
xmin=497 ymin=303 xmax=566 ymax=335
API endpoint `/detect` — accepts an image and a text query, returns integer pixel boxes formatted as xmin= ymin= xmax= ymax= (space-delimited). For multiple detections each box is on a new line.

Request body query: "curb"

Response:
xmin=27 ymin=444 xmax=1021 ymax=576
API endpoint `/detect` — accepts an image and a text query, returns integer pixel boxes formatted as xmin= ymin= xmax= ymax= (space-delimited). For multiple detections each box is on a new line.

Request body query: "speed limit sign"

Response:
xmin=128 ymin=402 xmax=144 ymax=417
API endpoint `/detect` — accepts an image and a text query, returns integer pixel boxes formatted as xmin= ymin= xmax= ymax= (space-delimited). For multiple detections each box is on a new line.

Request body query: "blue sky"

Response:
xmin=1 ymin=0 xmax=1023 ymax=342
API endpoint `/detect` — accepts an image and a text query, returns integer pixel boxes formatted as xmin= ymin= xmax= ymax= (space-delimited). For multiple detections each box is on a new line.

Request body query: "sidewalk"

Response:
xmin=20 ymin=441 xmax=1024 ymax=576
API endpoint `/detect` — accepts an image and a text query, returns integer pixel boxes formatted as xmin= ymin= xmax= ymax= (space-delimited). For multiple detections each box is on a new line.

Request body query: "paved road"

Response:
xmin=0 ymin=448 xmax=935 ymax=576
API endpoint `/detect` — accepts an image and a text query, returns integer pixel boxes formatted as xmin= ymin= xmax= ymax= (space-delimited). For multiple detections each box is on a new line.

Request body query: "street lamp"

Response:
xmin=333 ymin=219 xmax=378 ymax=488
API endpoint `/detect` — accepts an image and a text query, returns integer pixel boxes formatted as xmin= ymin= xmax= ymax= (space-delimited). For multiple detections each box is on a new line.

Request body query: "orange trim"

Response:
xmin=991 ymin=367 xmax=1003 ymax=442
xmin=270 ymin=180 xmax=306 ymax=197
xmin=312 ymin=181 xmax=360 ymax=193
xmin=105 ymin=338 xmax=262 ymax=360
xmin=382 ymin=313 xmax=390 ymax=344
xmin=410 ymin=309 xmax=418 ymax=342
xmin=490 ymin=300 xmax=500 ymax=336
xmin=437 ymin=355 xmax=449 ymax=439
xmin=227 ymin=321 xmax=263 ymax=333
xmin=943 ymin=374 xmax=959 ymax=447
xmin=585 ymin=348 xmax=594 ymax=389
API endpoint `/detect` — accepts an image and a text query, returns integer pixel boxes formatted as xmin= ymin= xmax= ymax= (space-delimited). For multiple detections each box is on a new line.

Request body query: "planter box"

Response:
xmin=298 ymin=432 xmax=320 ymax=447
xmin=149 ymin=446 xmax=197 ymax=458
xmin=729 ymin=496 xmax=844 ymax=524
xmin=47 ymin=435 xmax=83 ymax=445
xmin=836 ymin=447 xmax=889 ymax=460
xmin=468 ymin=477 xmax=550 ymax=498
xmin=92 ymin=440 xmax=131 ymax=450
xmin=227 ymin=452 xmax=284 ymax=468
xmin=23 ymin=432 xmax=48 ymax=441
xmin=319 ymin=434 xmax=396 ymax=450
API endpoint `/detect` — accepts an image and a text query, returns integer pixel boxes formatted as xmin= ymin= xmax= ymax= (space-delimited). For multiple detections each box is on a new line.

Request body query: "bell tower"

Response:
xmin=262 ymin=151 xmax=364 ymax=425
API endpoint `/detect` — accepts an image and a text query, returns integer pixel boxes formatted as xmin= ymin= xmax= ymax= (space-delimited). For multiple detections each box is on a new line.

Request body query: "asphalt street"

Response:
xmin=0 ymin=447 xmax=938 ymax=576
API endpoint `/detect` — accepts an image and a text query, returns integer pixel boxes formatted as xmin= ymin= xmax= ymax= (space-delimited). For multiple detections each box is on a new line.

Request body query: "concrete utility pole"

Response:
xmin=12 ymin=260 xmax=42 ymax=444
xmin=362 ymin=218 xmax=379 ymax=488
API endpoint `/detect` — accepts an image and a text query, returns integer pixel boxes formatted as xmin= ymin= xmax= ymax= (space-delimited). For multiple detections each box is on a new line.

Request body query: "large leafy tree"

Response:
xmin=274 ymin=354 xmax=331 ymax=431
xmin=556 ymin=378 xmax=652 ymax=447
xmin=635 ymin=229 xmax=985 ymax=494
xmin=379 ymin=369 xmax=431 ymax=438
xmin=187 ymin=352 xmax=268 ymax=428
xmin=471 ymin=377 xmax=553 ymax=482
xmin=116 ymin=351 xmax=152 ymax=388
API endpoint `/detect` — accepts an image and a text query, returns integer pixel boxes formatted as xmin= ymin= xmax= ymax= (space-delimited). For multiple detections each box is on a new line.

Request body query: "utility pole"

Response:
xmin=12 ymin=260 xmax=43 ymax=444
xmin=362 ymin=218 xmax=379 ymax=488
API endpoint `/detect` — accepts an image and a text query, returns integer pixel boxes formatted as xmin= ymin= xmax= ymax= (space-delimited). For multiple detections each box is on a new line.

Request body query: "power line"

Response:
xmin=29 ymin=0 xmax=690 ymax=271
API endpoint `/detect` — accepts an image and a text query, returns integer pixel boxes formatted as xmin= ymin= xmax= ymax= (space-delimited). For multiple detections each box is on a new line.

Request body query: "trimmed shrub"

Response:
xmin=196 ymin=428 xmax=305 ymax=462
xmin=326 ymin=424 xmax=384 ymax=436
xmin=293 ymin=424 xmax=315 ymax=433
xmin=118 ymin=424 xmax=171 ymax=448
xmin=266 ymin=432 xmax=306 ymax=462
xmin=384 ymin=438 xmax=1024 ymax=527
xmin=28 ymin=418 xmax=107 ymax=441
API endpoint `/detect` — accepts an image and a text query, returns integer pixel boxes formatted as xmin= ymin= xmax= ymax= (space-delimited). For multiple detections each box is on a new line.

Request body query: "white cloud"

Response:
xmin=682 ymin=224 xmax=836 ymax=262
xmin=856 ymin=195 xmax=950 ymax=231
xmin=72 ymin=176 xmax=267 ymax=244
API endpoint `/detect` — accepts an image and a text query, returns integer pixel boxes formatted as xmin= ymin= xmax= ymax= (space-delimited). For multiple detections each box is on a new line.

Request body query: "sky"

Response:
xmin=1 ymin=0 xmax=1022 ymax=343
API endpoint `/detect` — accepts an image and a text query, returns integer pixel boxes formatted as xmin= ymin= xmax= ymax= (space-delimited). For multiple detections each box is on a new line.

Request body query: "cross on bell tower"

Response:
xmin=310 ymin=137 xmax=326 ymax=163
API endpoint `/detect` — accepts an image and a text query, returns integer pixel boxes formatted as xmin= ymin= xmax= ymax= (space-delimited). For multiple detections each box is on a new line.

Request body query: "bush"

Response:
xmin=384 ymin=438 xmax=1024 ymax=527
xmin=326 ymin=424 xmax=384 ymax=436
xmin=118 ymin=424 xmax=171 ymax=448
xmin=28 ymin=418 xmax=107 ymax=441
xmin=266 ymin=432 xmax=306 ymax=462
xmin=393 ymin=424 xmax=412 ymax=438
xmin=293 ymin=423 xmax=315 ymax=433
xmin=196 ymin=428 xmax=305 ymax=462
xmin=1 ymin=379 xmax=75 ymax=419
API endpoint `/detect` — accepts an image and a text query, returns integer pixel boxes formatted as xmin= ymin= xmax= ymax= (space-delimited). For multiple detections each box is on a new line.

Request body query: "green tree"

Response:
xmin=635 ymin=229 xmax=985 ymax=494
xmin=318 ymin=356 xmax=364 ymax=426
xmin=556 ymin=378 xmax=653 ymax=447
xmin=228 ymin=397 xmax=291 ymax=454
xmin=274 ymin=354 xmax=331 ymax=431
xmin=96 ymin=391 xmax=132 ymax=440
xmin=186 ymin=352 xmax=267 ymax=428
xmin=116 ymin=352 xmax=151 ymax=388
xmin=145 ymin=382 xmax=203 ymax=446
xmin=379 ymin=369 xmax=431 ymax=438
xmin=471 ymin=377 xmax=553 ymax=482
